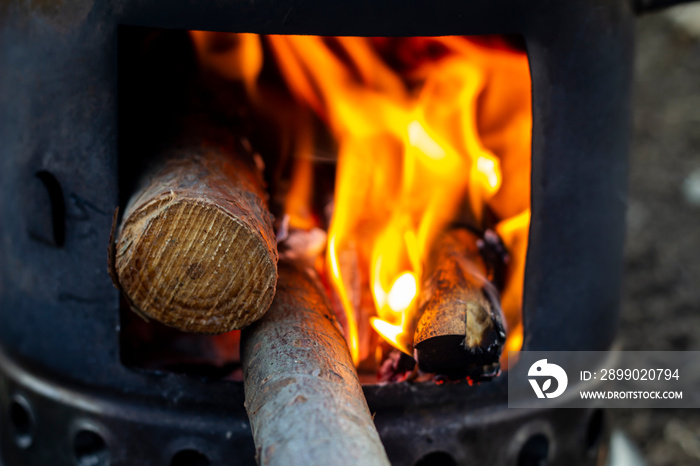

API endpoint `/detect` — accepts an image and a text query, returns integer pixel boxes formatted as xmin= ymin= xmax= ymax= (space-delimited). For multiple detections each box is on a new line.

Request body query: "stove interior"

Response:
xmin=117 ymin=27 xmax=533 ymax=385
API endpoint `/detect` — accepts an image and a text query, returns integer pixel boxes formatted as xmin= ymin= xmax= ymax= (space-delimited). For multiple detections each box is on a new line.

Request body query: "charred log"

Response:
xmin=241 ymin=259 xmax=389 ymax=466
xmin=413 ymin=228 xmax=506 ymax=380
xmin=112 ymin=137 xmax=278 ymax=333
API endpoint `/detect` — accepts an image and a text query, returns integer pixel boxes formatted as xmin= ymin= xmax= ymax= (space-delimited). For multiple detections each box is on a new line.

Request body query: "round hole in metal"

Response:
xmin=517 ymin=433 xmax=550 ymax=466
xmin=9 ymin=395 xmax=34 ymax=449
xmin=73 ymin=429 xmax=110 ymax=466
xmin=414 ymin=451 xmax=457 ymax=466
xmin=170 ymin=449 xmax=211 ymax=466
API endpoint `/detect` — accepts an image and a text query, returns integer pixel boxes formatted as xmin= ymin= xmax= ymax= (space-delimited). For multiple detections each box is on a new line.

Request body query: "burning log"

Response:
xmin=413 ymin=228 xmax=506 ymax=380
xmin=241 ymin=259 xmax=390 ymax=466
xmin=112 ymin=139 xmax=278 ymax=333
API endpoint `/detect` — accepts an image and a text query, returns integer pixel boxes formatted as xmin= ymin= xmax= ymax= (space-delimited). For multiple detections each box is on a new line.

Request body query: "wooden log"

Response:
xmin=413 ymin=228 xmax=506 ymax=380
xmin=113 ymin=139 xmax=278 ymax=333
xmin=241 ymin=260 xmax=390 ymax=466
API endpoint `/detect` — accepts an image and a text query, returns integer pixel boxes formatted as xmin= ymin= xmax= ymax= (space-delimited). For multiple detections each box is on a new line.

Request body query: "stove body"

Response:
xmin=0 ymin=0 xmax=634 ymax=465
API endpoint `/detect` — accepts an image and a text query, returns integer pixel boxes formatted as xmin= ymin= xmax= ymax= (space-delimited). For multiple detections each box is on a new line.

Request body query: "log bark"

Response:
xmin=413 ymin=228 xmax=506 ymax=380
xmin=113 ymin=139 xmax=278 ymax=333
xmin=241 ymin=260 xmax=390 ymax=466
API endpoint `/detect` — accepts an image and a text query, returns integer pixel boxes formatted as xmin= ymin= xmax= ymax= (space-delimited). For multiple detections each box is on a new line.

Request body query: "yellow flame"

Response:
xmin=387 ymin=272 xmax=417 ymax=313
xmin=505 ymin=324 xmax=524 ymax=353
xmin=495 ymin=209 xmax=531 ymax=359
xmin=190 ymin=32 xmax=532 ymax=366
xmin=476 ymin=155 xmax=501 ymax=192
xmin=369 ymin=318 xmax=404 ymax=349
xmin=408 ymin=120 xmax=446 ymax=160
xmin=266 ymin=36 xmax=531 ymax=363
xmin=328 ymin=235 xmax=360 ymax=364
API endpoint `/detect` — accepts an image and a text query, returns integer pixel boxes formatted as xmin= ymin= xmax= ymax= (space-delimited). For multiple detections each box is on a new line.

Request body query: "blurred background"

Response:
xmin=614 ymin=4 xmax=700 ymax=465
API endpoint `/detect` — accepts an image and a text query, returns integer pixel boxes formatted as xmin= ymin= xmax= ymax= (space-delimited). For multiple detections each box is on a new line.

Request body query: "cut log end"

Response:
xmin=413 ymin=228 xmax=506 ymax=380
xmin=114 ymin=144 xmax=277 ymax=334
xmin=116 ymin=196 xmax=277 ymax=333
xmin=414 ymin=330 xmax=504 ymax=381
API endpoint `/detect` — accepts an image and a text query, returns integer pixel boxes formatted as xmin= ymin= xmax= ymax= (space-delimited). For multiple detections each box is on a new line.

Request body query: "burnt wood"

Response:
xmin=413 ymin=229 xmax=506 ymax=379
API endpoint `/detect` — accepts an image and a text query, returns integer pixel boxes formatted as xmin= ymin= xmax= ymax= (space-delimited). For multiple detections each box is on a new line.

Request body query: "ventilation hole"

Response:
xmin=586 ymin=409 xmax=605 ymax=454
xmin=9 ymin=396 xmax=34 ymax=449
xmin=36 ymin=170 xmax=66 ymax=247
xmin=73 ymin=429 xmax=110 ymax=466
xmin=517 ymin=434 xmax=549 ymax=466
xmin=170 ymin=449 xmax=211 ymax=466
xmin=414 ymin=451 xmax=457 ymax=466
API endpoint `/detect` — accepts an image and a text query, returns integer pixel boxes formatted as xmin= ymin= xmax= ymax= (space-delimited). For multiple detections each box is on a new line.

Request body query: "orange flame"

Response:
xmin=190 ymin=32 xmax=531 ymax=367
xmin=190 ymin=31 xmax=263 ymax=97
xmin=266 ymin=36 xmax=530 ymax=364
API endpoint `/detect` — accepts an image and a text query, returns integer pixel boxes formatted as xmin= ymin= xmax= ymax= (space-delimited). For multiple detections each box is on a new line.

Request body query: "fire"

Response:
xmin=190 ymin=32 xmax=532 ymax=368
xmin=386 ymin=272 xmax=417 ymax=314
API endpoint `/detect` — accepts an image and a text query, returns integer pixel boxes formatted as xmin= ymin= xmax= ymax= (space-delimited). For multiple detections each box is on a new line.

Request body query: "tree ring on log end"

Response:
xmin=115 ymin=195 xmax=277 ymax=333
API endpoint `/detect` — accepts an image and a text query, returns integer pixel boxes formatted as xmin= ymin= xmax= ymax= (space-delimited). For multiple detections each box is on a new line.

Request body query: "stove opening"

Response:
xmin=117 ymin=27 xmax=532 ymax=384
